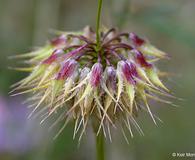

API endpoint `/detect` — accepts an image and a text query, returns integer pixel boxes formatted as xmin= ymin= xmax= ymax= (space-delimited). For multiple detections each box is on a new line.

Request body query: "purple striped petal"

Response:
xmin=90 ymin=63 xmax=103 ymax=87
xmin=56 ymin=59 xmax=77 ymax=80
xmin=121 ymin=61 xmax=138 ymax=85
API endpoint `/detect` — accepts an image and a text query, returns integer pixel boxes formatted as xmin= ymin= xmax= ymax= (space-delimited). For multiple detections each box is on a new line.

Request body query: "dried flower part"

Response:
xmin=11 ymin=26 xmax=174 ymax=141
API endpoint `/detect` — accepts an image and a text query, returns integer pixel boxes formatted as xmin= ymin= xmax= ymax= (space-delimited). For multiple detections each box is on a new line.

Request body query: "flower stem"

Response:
xmin=96 ymin=131 xmax=105 ymax=160
xmin=96 ymin=0 xmax=103 ymax=50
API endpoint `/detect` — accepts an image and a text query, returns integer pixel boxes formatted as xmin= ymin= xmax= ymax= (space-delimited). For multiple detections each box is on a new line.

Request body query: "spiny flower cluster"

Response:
xmin=11 ymin=26 xmax=174 ymax=141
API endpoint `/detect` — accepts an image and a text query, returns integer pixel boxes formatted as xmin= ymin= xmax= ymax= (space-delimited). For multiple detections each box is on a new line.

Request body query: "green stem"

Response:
xmin=96 ymin=0 xmax=103 ymax=50
xmin=96 ymin=132 xmax=105 ymax=160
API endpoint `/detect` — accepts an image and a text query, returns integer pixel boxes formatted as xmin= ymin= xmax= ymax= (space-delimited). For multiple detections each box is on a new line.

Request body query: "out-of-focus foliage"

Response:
xmin=0 ymin=0 xmax=195 ymax=160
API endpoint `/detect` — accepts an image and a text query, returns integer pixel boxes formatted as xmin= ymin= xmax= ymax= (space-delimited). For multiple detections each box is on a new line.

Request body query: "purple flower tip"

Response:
xmin=121 ymin=61 xmax=138 ymax=85
xmin=90 ymin=63 xmax=103 ymax=87
xmin=56 ymin=59 xmax=77 ymax=80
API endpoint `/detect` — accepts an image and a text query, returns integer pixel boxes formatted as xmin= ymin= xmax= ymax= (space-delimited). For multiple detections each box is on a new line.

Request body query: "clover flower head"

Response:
xmin=11 ymin=26 xmax=174 ymax=141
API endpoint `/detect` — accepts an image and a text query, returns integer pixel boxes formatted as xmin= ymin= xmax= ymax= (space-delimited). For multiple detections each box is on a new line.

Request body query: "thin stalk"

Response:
xmin=96 ymin=131 xmax=105 ymax=160
xmin=96 ymin=0 xmax=103 ymax=50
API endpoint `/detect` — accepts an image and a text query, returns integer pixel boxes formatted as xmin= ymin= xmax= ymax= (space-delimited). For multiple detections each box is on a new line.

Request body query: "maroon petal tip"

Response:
xmin=132 ymin=49 xmax=152 ymax=68
xmin=129 ymin=33 xmax=145 ymax=46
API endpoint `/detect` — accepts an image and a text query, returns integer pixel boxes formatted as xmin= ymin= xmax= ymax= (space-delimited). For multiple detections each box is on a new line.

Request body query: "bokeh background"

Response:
xmin=0 ymin=0 xmax=195 ymax=159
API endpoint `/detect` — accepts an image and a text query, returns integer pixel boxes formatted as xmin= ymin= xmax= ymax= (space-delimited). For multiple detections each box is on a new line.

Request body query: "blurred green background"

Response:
xmin=0 ymin=0 xmax=195 ymax=159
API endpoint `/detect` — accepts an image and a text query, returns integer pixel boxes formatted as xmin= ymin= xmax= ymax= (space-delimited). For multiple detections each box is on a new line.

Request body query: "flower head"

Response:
xmin=11 ymin=26 xmax=174 ymax=141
